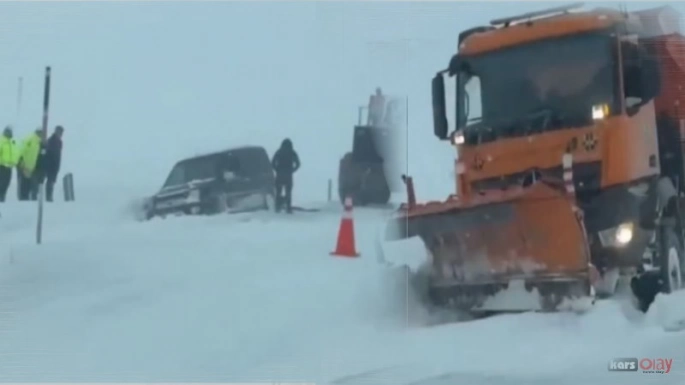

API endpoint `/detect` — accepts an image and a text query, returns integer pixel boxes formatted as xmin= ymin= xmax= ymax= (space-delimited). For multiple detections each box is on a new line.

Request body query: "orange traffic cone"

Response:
xmin=330 ymin=196 xmax=360 ymax=257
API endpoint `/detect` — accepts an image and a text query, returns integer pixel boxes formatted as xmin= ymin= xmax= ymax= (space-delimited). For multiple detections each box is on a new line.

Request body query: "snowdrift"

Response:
xmin=0 ymin=201 xmax=684 ymax=384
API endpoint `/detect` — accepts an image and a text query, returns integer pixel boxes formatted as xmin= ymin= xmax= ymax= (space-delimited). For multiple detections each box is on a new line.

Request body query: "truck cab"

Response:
xmin=437 ymin=5 xmax=672 ymax=189
xmin=427 ymin=3 xmax=685 ymax=305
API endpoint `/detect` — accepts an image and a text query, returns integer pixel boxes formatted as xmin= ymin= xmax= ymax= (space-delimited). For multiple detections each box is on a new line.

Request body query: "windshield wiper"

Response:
xmin=519 ymin=107 xmax=554 ymax=136
xmin=462 ymin=107 xmax=559 ymax=145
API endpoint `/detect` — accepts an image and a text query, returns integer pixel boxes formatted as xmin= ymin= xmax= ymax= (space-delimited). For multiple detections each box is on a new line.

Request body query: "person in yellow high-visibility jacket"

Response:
xmin=17 ymin=128 xmax=45 ymax=201
xmin=0 ymin=125 xmax=20 ymax=202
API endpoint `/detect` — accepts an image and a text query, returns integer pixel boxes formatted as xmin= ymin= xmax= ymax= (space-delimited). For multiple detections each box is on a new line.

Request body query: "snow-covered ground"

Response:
xmin=1 ymin=201 xmax=685 ymax=384
xmin=2 ymin=1 xmax=685 ymax=384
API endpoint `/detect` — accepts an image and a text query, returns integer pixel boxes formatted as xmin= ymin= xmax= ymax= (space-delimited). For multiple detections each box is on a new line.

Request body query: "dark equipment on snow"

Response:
xmin=337 ymin=98 xmax=405 ymax=206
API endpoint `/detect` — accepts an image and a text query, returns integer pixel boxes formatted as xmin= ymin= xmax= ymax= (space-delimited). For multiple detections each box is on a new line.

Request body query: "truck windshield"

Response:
xmin=163 ymin=157 xmax=217 ymax=188
xmin=458 ymin=32 xmax=617 ymax=144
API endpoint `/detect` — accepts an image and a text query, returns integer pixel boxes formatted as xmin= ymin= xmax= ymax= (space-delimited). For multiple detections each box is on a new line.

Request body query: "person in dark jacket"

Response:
xmin=271 ymin=138 xmax=300 ymax=213
xmin=43 ymin=125 xmax=64 ymax=202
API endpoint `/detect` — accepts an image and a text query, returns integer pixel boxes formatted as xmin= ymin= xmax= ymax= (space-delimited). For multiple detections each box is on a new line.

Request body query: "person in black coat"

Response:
xmin=271 ymin=138 xmax=300 ymax=213
xmin=43 ymin=125 xmax=64 ymax=202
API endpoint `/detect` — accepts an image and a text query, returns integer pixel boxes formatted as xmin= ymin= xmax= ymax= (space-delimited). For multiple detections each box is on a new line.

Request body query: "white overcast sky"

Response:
xmin=0 ymin=1 xmax=677 ymax=199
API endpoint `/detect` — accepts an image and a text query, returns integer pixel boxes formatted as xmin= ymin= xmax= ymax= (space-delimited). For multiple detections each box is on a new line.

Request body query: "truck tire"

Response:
xmin=660 ymin=228 xmax=683 ymax=294
xmin=631 ymin=227 xmax=684 ymax=312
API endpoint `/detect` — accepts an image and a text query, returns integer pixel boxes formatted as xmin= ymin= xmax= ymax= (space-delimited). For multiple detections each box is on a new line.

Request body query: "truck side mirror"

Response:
xmin=432 ymin=73 xmax=448 ymax=140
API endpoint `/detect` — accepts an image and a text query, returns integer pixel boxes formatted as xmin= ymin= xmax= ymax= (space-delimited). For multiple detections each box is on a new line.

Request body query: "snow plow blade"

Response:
xmin=385 ymin=180 xmax=595 ymax=313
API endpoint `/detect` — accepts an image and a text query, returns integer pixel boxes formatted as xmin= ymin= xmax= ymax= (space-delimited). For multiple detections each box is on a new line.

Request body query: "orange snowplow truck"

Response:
xmin=386 ymin=3 xmax=685 ymax=314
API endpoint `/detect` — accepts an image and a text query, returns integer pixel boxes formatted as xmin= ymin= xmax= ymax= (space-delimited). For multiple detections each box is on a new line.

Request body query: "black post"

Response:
xmin=327 ymin=178 xmax=332 ymax=202
xmin=62 ymin=173 xmax=74 ymax=202
xmin=36 ymin=66 xmax=51 ymax=245
xmin=62 ymin=174 xmax=67 ymax=202
xmin=15 ymin=77 xmax=23 ymax=200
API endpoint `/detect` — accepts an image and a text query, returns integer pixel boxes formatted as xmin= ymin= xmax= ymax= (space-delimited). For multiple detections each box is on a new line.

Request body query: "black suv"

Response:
xmin=144 ymin=146 xmax=276 ymax=219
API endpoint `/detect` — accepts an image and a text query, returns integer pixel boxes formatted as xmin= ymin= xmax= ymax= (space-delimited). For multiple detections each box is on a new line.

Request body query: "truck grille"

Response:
xmin=470 ymin=161 xmax=602 ymax=194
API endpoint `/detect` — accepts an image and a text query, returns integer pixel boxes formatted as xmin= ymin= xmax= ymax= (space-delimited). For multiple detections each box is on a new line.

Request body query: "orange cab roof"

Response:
xmin=459 ymin=8 xmax=626 ymax=56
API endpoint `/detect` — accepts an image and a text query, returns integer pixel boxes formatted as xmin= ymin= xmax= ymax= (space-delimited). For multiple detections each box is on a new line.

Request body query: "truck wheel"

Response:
xmin=661 ymin=229 xmax=683 ymax=294
xmin=631 ymin=228 xmax=683 ymax=312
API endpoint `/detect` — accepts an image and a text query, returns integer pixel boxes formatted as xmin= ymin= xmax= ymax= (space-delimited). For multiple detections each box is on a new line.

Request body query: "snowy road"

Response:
xmin=1 ymin=201 xmax=684 ymax=384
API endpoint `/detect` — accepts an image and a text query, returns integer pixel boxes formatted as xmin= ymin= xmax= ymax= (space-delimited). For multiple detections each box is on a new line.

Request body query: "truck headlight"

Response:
xmin=598 ymin=222 xmax=634 ymax=247
xmin=592 ymin=104 xmax=609 ymax=120
xmin=615 ymin=223 xmax=633 ymax=245
xmin=451 ymin=132 xmax=465 ymax=145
